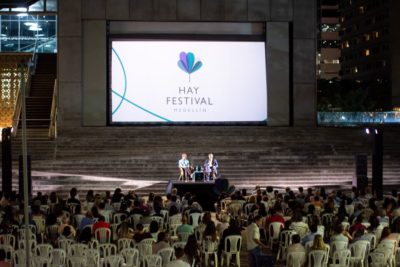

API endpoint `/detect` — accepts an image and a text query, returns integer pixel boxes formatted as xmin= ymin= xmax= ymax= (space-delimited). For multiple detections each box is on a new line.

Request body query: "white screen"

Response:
xmin=111 ymin=40 xmax=267 ymax=123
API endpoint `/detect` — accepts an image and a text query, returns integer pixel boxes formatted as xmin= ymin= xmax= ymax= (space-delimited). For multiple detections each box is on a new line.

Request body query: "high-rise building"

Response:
xmin=339 ymin=0 xmax=390 ymax=82
xmin=317 ymin=0 xmax=341 ymax=80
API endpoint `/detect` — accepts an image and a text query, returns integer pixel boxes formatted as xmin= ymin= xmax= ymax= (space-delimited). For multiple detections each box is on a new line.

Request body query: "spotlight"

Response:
xmin=375 ymin=129 xmax=378 ymax=135
xmin=365 ymin=128 xmax=370 ymax=135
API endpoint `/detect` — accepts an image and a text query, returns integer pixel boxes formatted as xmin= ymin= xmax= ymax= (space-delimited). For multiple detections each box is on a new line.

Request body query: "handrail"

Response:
xmin=11 ymin=39 xmax=40 ymax=137
xmin=49 ymin=79 xmax=58 ymax=139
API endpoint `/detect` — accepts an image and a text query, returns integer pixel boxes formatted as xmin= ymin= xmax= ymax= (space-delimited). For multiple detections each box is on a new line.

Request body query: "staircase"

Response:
xmin=4 ymin=126 xmax=400 ymax=198
xmin=18 ymin=53 xmax=57 ymax=137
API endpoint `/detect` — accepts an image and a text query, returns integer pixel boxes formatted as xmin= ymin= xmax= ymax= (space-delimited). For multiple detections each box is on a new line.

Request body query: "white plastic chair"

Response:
xmin=142 ymin=254 xmax=162 ymax=267
xmin=113 ymin=213 xmax=127 ymax=224
xmin=104 ymin=255 xmax=124 ymax=267
xmin=369 ymin=251 xmax=386 ymax=267
xmin=46 ymin=225 xmax=59 ymax=243
xmin=172 ymin=242 xmax=187 ymax=249
xmin=141 ymin=238 xmax=156 ymax=245
xmin=58 ymin=239 xmax=74 ymax=255
xmin=308 ymin=250 xmax=326 ymax=267
xmin=290 ymin=225 xmax=308 ymax=239
xmin=0 ymin=233 xmax=16 ymax=248
xmin=286 ymin=251 xmax=306 ymax=267
xmin=201 ymin=238 xmax=218 ymax=267
xmin=66 ymin=256 xmax=86 ymax=267
xmin=330 ymin=240 xmax=348 ymax=258
xmin=94 ymin=227 xmax=111 ymax=244
xmin=120 ymin=248 xmax=140 ymax=267
xmin=128 ymin=214 xmax=143 ymax=229
xmin=221 ymin=235 xmax=242 ymax=267
xmin=277 ymin=230 xmax=296 ymax=260
xmin=136 ymin=242 xmax=153 ymax=261
xmin=178 ymin=232 xmax=191 ymax=242
xmin=35 ymin=244 xmax=53 ymax=260
xmin=32 ymin=255 xmax=51 ymax=267
xmin=362 ymin=233 xmax=377 ymax=250
xmin=13 ymin=249 xmax=29 ymax=267
xmin=189 ymin=212 xmax=202 ymax=228
xmin=349 ymin=241 xmax=368 ymax=267
xmin=118 ymin=237 xmax=134 ymax=252
xmin=50 ymin=248 xmax=66 ymax=267
xmin=268 ymin=222 xmax=284 ymax=249
xmin=69 ymin=243 xmax=88 ymax=257
xmin=0 ymin=244 xmax=14 ymax=262
xmin=32 ymin=217 xmax=46 ymax=238
xmin=99 ymin=243 xmax=117 ymax=257
xmin=19 ymin=238 xmax=37 ymax=252
xmin=329 ymin=249 xmax=351 ymax=267
xmin=157 ymin=247 xmax=175 ymax=267
xmin=82 ymin=248 xmax=100 ymax=266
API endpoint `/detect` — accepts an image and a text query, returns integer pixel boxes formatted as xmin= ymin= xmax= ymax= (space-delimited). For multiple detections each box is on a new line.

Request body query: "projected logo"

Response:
xmin=178 ymin=52 xmax=203 ymax=82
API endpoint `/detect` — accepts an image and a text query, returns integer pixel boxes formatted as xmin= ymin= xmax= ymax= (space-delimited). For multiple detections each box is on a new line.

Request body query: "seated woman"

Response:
xmin=310 ymin=234 xmax=326 ymax=251
xmin=178 ymin=153 xmax=192 ymax=182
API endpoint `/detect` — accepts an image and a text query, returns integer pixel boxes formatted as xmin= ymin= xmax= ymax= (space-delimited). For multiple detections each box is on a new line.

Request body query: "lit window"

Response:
xmin=364 ymin=34 xmax=370 ymax=41
xmin=364 ymin=49 xmax=370 ymax=56
xmin=359 ymin=6 xmax=365 ymax=14
xmin=373 ymin=31 xmax=379 ymax=38
xmin=344 ymin=41 xmax=350 ymax=48
xmin=353 ymin=67 xmax=358 ymax=73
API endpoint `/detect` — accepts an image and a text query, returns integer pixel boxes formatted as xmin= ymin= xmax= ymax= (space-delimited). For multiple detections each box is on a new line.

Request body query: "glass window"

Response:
xmin=0 ymin=14 xmax=57 ymax=53
xmin=46 ymin=0 xmax=57 ymax=12
xmin=29 ymin=0 xmax=45 ymax=12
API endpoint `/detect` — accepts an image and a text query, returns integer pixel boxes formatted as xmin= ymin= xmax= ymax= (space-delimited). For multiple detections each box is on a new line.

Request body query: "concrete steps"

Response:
xmin=1 ymin=126 xmax=399 ymax=197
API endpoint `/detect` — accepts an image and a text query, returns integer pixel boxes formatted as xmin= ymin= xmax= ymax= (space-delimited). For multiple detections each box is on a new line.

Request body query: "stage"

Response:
xmin=167 ymin=180 xmax=218 ymax=211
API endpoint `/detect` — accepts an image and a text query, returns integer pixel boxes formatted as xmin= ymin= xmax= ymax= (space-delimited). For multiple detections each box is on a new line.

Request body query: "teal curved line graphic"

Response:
xmin=111 ymin=48 xmax=171 ymax=122
xmin=111 ymin=48 xmax=127 ymax=115
xmin=112 ymin=90 xmax=172 ymax=122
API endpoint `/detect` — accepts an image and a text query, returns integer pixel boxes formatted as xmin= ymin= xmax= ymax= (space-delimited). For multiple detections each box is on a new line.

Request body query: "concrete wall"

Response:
xmin=58 ymin=0 xmax=317 ymax=129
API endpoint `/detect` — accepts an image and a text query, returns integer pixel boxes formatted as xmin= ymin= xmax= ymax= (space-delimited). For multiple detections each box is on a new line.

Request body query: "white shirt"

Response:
xmin=179 ymin=159 xmax=190 ymax=168
xmin=246 ymin=222 xmax=260 ymax=251
xmin=166 ymin=259 xmax=190 ymax=267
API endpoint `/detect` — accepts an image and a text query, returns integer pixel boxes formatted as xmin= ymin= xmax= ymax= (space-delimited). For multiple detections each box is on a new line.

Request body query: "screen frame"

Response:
xmin=107 ymin=33 xmax=268 ymax=126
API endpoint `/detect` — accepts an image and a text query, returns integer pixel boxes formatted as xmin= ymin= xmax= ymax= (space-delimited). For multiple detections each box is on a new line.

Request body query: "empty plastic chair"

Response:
xmin=69 ymin=243 xmax=88 ymax=257
xmin=82 ymin=248 xmax=100 ymax=266
xmin=66 ymin=256 xmax=86 ymax=267
xmin=99 ymin=243 xmax=117 ymax=258
xmin=104 ymin=255 xmax=124 ymax=267
xmin=221 ymin=235 xmax=242 ymax=267
xmin=157 ymin=247 xmax=175 ymax=267
xmin=120 ymin=248 xmax=140 ymax=267
xmin=50 ymin=248 xmax=66 ymax=267
xmin=308 ymin=250 xmax=326 ymax=267
xmin=142 ymin=254 xmax=162 ymax=267
xmin=118 ymin=237 xmax=134 ymax=252
xmin=329 ymin=249 xmax=351 ymax=267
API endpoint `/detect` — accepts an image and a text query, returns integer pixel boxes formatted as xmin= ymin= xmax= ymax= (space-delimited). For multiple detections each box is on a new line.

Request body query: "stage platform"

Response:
xmin=167 ymin=181 xmax=218 ymax=211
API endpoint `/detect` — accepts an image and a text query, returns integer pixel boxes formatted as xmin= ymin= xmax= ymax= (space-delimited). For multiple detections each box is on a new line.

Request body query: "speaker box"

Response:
xmin=19 ymin=155 xmax=32 ymax=200
xmin=353 ymin=154 xmax=368 ymax=189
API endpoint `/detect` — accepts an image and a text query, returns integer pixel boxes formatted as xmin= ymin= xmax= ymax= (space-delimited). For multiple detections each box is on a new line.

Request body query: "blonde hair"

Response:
xmin=311 ymin=234 xmax=326 ymax=251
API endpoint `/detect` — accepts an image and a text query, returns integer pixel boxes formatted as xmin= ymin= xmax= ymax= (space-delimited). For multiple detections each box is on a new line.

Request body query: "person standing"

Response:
xmin=204 ymin=153 xmax=218 ymax=181
xmin=178 ymin=153 xmax=191 ymax=182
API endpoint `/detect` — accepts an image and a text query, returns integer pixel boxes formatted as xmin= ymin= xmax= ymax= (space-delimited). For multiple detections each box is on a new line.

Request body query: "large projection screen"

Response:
xmin=109 ymin=39 xmax=267 ymax=124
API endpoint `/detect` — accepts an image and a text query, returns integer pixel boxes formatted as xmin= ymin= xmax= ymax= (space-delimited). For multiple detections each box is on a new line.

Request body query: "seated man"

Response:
xmin=203 ymin=153 xmax=218 ymax=181
xmin=176 ymin=214 xmax=194 ymax=235
xmin=246 ymin=215 xmax=274 ymax=267
xmin=301 ymin=224 xmax=319 ymax=245
xmin=133 ymin=223 xmax=153 ymax=243
xmin=288 ymin=234 xmax=306 ymax=253
xmin=166 ymin=247 xmax=190 ymax=267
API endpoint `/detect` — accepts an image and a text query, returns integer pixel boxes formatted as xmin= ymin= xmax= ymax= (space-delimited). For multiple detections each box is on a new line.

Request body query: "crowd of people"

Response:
xmin=0 ymin=184 xmax=399 ymax=266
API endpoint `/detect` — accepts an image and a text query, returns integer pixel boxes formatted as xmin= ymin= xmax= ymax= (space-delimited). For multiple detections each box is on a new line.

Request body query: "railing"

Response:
xmin=11 ymin=39 xmax=40 ymax=137
xmin=318 ymin=111 xmax=400 ymax=126
xmin=49 ymin=79 xmax=58 ymax=139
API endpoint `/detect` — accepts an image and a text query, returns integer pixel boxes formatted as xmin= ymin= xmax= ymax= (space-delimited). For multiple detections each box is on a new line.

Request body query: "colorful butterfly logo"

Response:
xmin=178 ymin=52 xmax=203 ymax=82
